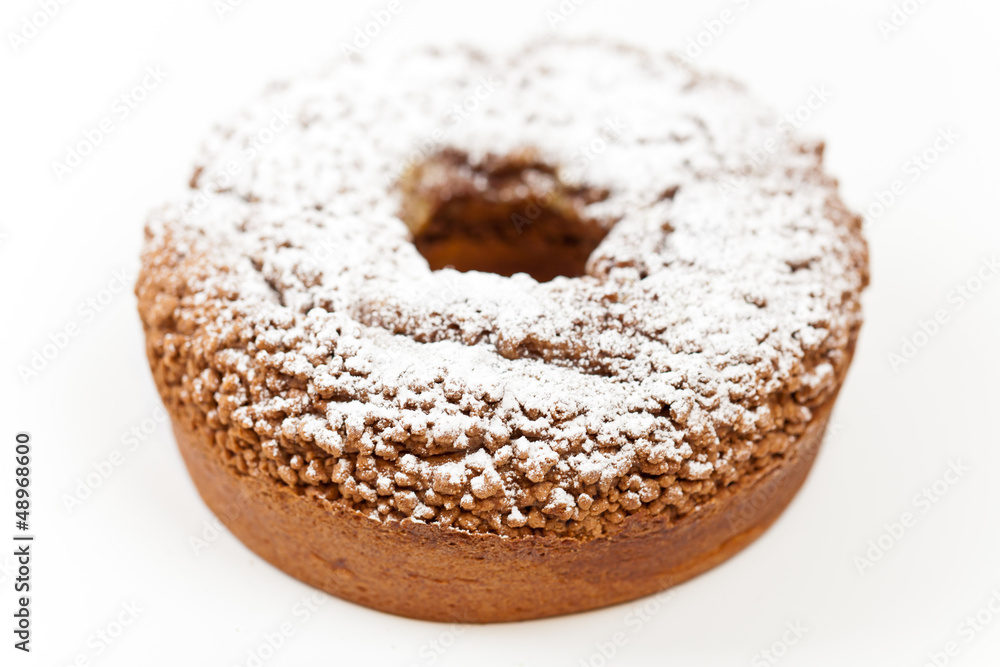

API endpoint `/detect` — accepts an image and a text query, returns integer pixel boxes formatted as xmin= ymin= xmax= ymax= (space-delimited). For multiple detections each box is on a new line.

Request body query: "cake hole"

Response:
xmin=398 ymin=150 xmax=610 ymax=282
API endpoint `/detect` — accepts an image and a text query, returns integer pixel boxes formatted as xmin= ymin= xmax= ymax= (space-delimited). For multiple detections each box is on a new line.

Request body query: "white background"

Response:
xmin=1 ymin=1 xmax=999 ymax=665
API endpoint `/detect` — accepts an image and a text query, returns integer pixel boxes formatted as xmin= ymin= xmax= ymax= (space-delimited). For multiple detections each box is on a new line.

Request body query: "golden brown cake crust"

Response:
xmin=171 ymin=381 xmax=840 ymax=622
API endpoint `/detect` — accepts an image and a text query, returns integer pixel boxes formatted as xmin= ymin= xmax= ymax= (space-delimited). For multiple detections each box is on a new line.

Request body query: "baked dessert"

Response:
xmin=137 ymin=41 xmax=868 ymax=622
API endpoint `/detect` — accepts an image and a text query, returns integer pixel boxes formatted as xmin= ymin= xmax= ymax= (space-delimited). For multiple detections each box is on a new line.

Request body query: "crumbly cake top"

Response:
xmin=138 ymin=40 xmax=868 ymax=539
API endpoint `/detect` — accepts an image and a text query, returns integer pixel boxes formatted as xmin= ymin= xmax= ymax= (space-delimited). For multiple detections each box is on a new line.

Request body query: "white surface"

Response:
xmin=1 ymin=1 xmax=998 ymax=665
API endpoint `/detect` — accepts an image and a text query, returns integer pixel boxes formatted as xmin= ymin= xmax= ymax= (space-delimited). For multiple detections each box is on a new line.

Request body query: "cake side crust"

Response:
xmin=171 ymin=383 xmax=840 ymax=623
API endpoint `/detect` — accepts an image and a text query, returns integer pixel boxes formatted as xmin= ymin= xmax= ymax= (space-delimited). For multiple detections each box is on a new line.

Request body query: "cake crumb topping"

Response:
xmin=137 ymin=40 xmax=867 ymax=538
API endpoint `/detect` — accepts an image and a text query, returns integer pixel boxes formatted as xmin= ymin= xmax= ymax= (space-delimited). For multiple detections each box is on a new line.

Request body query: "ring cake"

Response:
xmin=136 ymin=41 xmax=868 ymax=622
